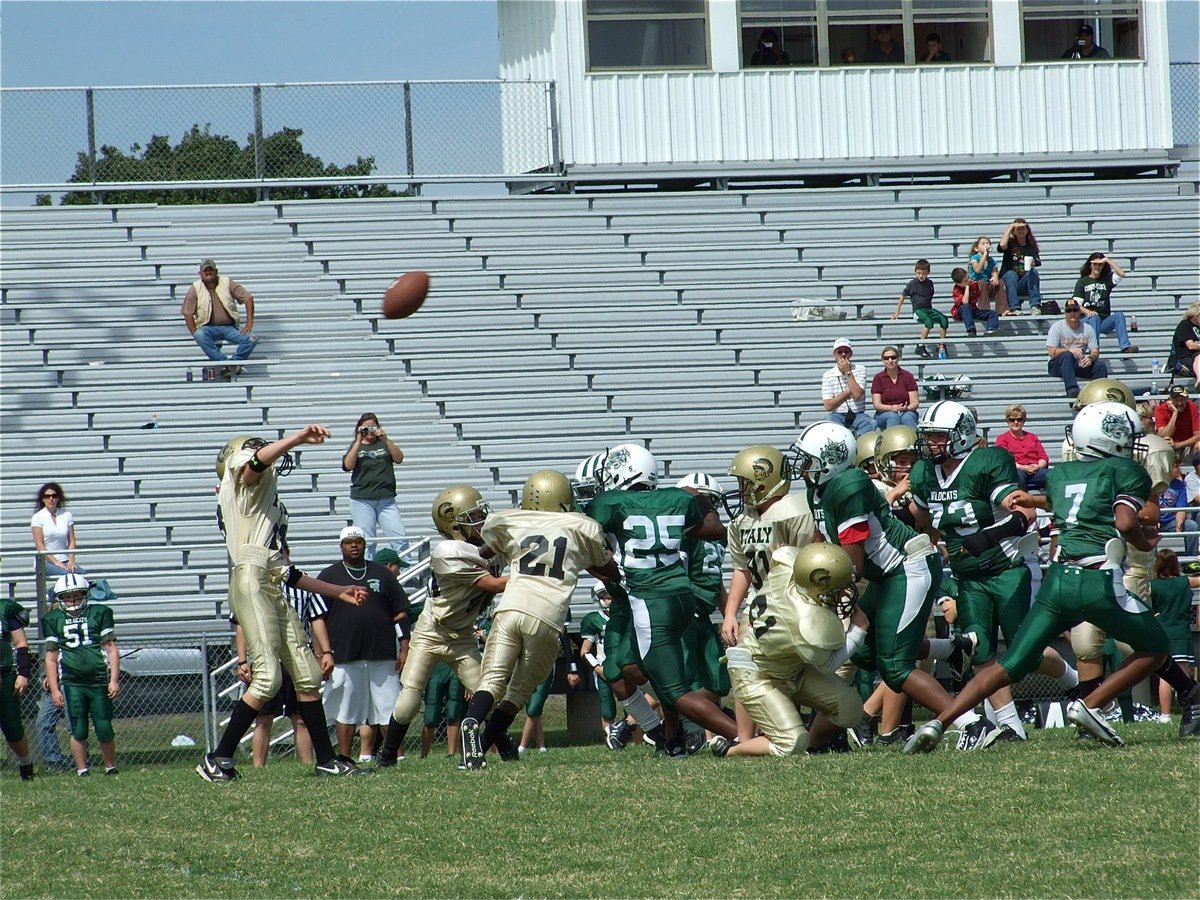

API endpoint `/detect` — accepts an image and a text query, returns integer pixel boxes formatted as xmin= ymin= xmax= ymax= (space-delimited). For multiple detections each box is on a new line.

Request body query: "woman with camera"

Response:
xmin=342 ymin=413 xmax=408 ymax=561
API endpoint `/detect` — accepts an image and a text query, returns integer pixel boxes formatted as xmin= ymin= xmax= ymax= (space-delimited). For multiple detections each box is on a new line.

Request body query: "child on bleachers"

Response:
xmin=950 ymin=267 xmax=999 ymax=336
xmin=892 ymin=258 xmax=948 ymax=359
xmin=968 ymin=236 xmax=1009 ymax=316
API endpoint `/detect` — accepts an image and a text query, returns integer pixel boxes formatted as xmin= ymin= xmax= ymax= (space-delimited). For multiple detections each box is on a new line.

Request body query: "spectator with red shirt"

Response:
xmin=994 ymin=404 xmax=1050 ymax=491
xmin=949 ymin=267 xmax=999 ymax=337
xmin=871 ymin=345 xmax=920 ymax=430
xmin=1156 ymin=385 xmax=1200 ymax=459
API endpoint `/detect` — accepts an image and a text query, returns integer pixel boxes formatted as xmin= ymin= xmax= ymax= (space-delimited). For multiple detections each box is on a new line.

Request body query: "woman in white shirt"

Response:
xmin=30 ymin=482 xmax=86 ymax=577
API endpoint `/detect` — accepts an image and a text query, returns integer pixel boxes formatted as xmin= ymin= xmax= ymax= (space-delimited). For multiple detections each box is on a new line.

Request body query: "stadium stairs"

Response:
xmin=2 ymin=178 xmax=1197 ymax=638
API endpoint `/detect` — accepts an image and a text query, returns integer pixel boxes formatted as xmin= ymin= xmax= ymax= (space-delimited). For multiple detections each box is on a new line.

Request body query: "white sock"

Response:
xmin=951 ymin=711 xmax=980 ymax=729
xmin=623 ymin=687 xmax=661 ymax=732
xmin=17 ymin=754 xmax=32 ymax=765
xmin=983 ymin=698 xmax=998 ymax=724
xmin=992 ymin=701 xmax=1026 ymax=739
xmin=925 ymin=638 xmax=956 ymax=660
xmin=1056 ymin=662 xmax=1080 ymax=690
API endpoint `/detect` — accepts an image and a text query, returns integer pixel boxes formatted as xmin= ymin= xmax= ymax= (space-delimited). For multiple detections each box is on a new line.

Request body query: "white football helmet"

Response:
xmin=53 ymin=573 xmax=91 ymax=613
xmin=675 ymin=472 xmax=725 ymax=501
xmin=1068 ymin=401 xmax=1144 ymax=460
xmin=788 ymin=423 xmax=857 ymax=488
xmin=591 ymin=583 xmax=612 ymax=609
xmin=600 ymin=443 xmax=658 ymax=491
xmin=917 ymin=400 xmax=977 ymax=463
xmin=571 ymin=454 xmax=605 ymax=503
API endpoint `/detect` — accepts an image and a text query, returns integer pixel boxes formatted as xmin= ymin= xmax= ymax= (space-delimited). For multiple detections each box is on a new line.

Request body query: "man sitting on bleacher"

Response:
xmin=1045 ymin=299 xmax=1109 ymax=400
xmin=179 ymin=258 xmax=258 ymax=377
xmin=821 ymin=339 xmax=876 ymax=438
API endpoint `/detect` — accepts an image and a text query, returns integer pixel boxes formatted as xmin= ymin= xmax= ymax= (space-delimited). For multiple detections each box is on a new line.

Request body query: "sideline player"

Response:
xmin=0 ymin=594 xmax=35 ymax=780
xmin=716 ymin=544 xmax=865 ymax=757
xmin=377 ymin=485 xmax=508 ymax=766
xmin=199 ymin=427 xmax=371 ymax=782
xmin=579 ymin=584 xmax=621 ymax=736
xmin=43 ymin=574 xmax=120 ymax=776
xmin=906 ymin=402 xmax=1169 ymax=751
xmin=460 ymin=469 xmax=620 ymax=768
xmin=588 ymin=444 xmax=737 ymax=753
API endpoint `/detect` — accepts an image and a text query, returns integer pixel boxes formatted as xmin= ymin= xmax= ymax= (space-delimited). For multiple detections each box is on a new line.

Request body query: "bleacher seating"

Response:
xmin=2 ymin=177 xmax=1197 ymax=637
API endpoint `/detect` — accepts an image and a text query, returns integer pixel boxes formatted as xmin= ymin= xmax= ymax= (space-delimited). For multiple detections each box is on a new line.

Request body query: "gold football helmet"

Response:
xmin=791 ymin=543 xmax=857 ymax=618
xmin=431 ymin=485 xmax=491 ymax=541
xmin=875 ymin=425 xmax=918 ymax=486
xmin=215 ymin=435 xmax=268 ymax=479
xmin=521 ymin=470 xmax=574 ymax=513
xmin=725 ymin=445 xmax=791 ymax=517
xmin=1073 ymin=377 xmax=1135 ymax=411
xmin=856 ymin=432 xmax=881 ymax=476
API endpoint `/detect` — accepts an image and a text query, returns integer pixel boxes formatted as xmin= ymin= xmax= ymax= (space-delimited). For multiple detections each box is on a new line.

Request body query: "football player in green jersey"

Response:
xmin=790 ymin=422 xmax=995 ymax=748
xmin=1149 ymin=550 xmax=1200 ymax=725
xmin=0 ymin=597 xmax=35 ymax=780
xmin=906 ymin=402 xmax=1170 ymax=751
xmin=588 ymin=444 xmax=737 ymax=753
xmin=910 ymin=401 xmax=1079 ymax=743
xmin=580 ymin=584 xmax=621 ymax=735
xmin=676 ymin=473 xmax=731 ymax=705
xmin=43 ymin=574 xmax=120 ymax=776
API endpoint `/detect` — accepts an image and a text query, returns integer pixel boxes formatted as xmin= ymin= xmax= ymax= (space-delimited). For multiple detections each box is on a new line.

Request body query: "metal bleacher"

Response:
xmin=2 ymin=176 xmax=1197 ymax=637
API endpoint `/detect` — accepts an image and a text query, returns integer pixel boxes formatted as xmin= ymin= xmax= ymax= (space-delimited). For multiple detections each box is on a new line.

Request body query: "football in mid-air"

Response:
xmin=382 ymin=271 xmax=430 ymax=319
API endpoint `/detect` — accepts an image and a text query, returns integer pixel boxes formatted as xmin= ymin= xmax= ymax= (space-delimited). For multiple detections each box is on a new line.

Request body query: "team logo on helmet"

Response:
xmin=820 ymin=440 xmax=850 ymax=468
xmin=810 ymin=566 xmax=832 ymax=589
xmin=1101 ymin=412 xmax=1131 ymax=441
xmin=436 ymin=500 xmax=456 ymax=522
xmin=751 ymin=457 xmax=775 ymax=482
xmin=606 ymin=447 xmax=630 ymax=470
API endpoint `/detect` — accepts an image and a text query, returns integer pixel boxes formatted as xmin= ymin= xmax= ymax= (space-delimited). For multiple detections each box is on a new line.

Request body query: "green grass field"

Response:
xmin=3 ymin=702 xmax=1197 ymax=899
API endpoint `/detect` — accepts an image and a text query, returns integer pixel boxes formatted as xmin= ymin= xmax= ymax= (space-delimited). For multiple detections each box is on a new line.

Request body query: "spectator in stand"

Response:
xmin=343 ymin=413 xmax=408 ymax=561
xmin=318 ymin=526 xmax=410 ymax=764
xmin=922 ymin=33 xmax=951 ymax=62
xmin=994 ymin=404 xmax=1050 ymax=491
xmin=1150 ymin=549 xmax=1199 ymax=723
xmin=1073 ymin=252 xmax=1137 ymax=354
xmin=1158 ymin=459 xmax=1199 ymax=557
xmin=1045 ymin=299 xmax=1108 ymax=399
xmin=1062 ymin=23 xmax=1110 ymax=59
xmin=179 ymin=259 xmax=257 ymax=377
xmin=750 ymin=29 xmax=791 ymax=66
xmin=840 ymin=47 xmax=858 ymax=64
xmin=31 ymin=483 xmax=86 ymax=580
xmin=821 ymin=339 xmax=876 ymax=437
xmin=1137 ymin=402 xmax=1157 ymax=436
xmin=1156 ymin=385 xmax=1200 ymax=458
xmin=871 ymin=346 xmax=920 ymax=430
xmin=892 ymin=258 xmax=948 ymax=359
xmin=997 ymin=218 xmax=1042 ymax=315
xmin=865 ymin=23 xmax=903 ymax=63
xmin=949 ymin=266 xmax=999 ymax=337
xmin=968 ymin=236 xmax=1009 ymax=316
xmin=1170 ymin=303 xmax=1200 ymax=389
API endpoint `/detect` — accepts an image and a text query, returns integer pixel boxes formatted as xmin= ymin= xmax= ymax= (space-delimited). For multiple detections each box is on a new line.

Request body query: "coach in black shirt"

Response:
xmin=319 ymin=525 xmax=410 ymax=762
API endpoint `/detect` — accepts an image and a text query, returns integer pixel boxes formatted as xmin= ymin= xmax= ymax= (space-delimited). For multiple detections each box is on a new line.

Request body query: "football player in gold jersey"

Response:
xmin=715 ymin=544 xmax=866 ymax=756
xmin=378 ymin=485 xmax=509 ymax=766
xmin=460 ymin=470 xmax=622 ymax=768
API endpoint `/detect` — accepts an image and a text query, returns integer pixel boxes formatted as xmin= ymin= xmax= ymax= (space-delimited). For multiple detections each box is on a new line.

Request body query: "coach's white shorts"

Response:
xmin=323 ymin=660 xmax=399 ymax=726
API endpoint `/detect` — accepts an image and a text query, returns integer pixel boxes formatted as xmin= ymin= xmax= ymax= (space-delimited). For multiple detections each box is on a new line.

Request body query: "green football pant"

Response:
xmin=682 ymin=608 xmax=730 ymax=696
xmin=593 ymin=671 xmax=617 ymax=721
xmin=601 ymin=597 xmax=641 ymax=683
xmin=525 ymin=663 xmax=555 ymax=717
xmin=629 ymin=588 xmax=695 ymax=706
xmin=422 ymin=662 xmax=465 ymax=727
xmin=956 ymin=563 xmax=1033 ymax=665
xmin=0 ymin=670 xmax=24 ymax=743
xmin=865 ymin=553 xmax=941 ymax=692
xmin=1001 ymin=563 xmax=1169 ymax=683
xmin=64 ymin=683 xmax=114 ymax=743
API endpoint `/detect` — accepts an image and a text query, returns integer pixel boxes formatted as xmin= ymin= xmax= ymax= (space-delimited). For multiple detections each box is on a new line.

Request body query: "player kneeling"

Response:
xmin=716 ymin=544 xmax=865 ymax=757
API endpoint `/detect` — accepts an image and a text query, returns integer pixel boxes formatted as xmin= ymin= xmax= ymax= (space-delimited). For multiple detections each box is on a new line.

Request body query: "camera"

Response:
xmin=1074 ymin=39 xmax=1085 ymax=48
xmin=359 ymin=425 xmax=379 ymax=436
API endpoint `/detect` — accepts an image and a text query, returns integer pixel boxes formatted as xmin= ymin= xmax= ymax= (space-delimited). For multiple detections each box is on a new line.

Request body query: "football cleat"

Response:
xmin=956 ymin=717 xmax=1001 ymax=751
xmin=605 ymin=719 xmax=635 ymax=751
xmin=77 ymin=769 xmax=90 ymax=777
xmin=19 ymin=764 xmax=34 ymax=781
xmin=376 ymin=748 xmax=398 ymax=768
xmin=806 ymin=730 xmax=851 ymax=754
xmin=875 ymin=725 xmax=915 ymax=747
xmin=991 ymin=725 xmax=1026 ymax=743
xmin=902 ymin=720 xmax=944 ymax=754
xmin=1178 ymin=684 xmax=1200 ymax=738
xmin=196 ymin=753 xmax=239 ymax=783
xmin=494 ymin=732 xmax=521 ymax=762
xmin=315 ymin=755 xmax=371 ymax=776
xmin=460 ymin=717 xmax=487 ymax=770
xmin=683 ymin=729 xmax=707 ymax=756
xmin=848 ymin=713 xmax=879 ymax=748
xmin=104 ymin=767 xmax=120 ymax=776
xmin=945 ymin=633 xmax=976 ymax=681
xmin=709 ymin=735 xmax=732 ymax=757
xmin=1066 ymin=700 xmax=1125 ymax=747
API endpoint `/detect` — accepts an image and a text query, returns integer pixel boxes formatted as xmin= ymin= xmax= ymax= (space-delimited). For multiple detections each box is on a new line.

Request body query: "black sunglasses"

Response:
xmin=882 ymin=355 xmax=899 ymax=361
xmin=42 ymin=491 xmax=60 ymax=498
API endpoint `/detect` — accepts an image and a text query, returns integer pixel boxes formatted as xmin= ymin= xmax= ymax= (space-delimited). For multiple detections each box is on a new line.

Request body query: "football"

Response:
xmin=382 ymin=271 xmax=430 ymax=319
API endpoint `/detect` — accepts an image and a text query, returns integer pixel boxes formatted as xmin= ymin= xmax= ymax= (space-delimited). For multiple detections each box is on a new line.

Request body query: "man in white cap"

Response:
xmin=822 ymin=339 xmax=875 ymax=437
xmin=179 ymin=258 xmax=258 ymax=376
xmin=317 ymin=525 xmax=411 ymax=764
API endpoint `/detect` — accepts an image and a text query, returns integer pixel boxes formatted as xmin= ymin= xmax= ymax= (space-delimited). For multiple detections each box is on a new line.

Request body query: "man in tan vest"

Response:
xmin=180 ymin=258 xmax=258 ymax=375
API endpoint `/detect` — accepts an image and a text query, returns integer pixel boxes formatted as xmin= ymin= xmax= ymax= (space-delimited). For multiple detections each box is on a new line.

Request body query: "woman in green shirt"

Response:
xmin=1073 ymin=252 xmax=1138 ymax=354
xmin=342 ymin=412 xmax=408 ymax=561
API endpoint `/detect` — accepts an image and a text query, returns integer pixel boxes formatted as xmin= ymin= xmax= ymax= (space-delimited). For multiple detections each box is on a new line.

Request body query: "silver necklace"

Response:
xmin=342 ymin=562 xmax=368 ymax=582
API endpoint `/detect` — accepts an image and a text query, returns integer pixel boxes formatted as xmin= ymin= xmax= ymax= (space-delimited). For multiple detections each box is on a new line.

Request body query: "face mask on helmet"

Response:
xmin=875 ymin=425 xmax=918 ymax=485
xmin=1067 ymin=401 xmax=1144 ymax=460
xmin=724 ymin=445 xmax=790 ymax=518
xmin=571 ymin=454 xmax=605 ymax=504
xmin=916 ymin=401 xmax=977 ymax=463
xmin=215 ymin=436 xmax=293 ymax=480
xmin=431 ymin=485 xmax=491 ymax=542
xmin=600 ymin=444 xmax=658 ymax=492
xmin=591 ymin=584 xmax=612 ymax=609
xmin=53 ymin=573 xmax=91 ymax=613
xmin=787 ymin=423 xmax=856 ymax=489
xmin=791 ymin=543 xmax=857 ymax=619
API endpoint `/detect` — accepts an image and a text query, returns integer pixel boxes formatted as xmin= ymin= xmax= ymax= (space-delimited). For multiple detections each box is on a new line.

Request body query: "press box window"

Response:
xmin=1021 ymin=0 xmax=1141 ymax=61
xmin=825 ymin=0 xmax=992 ymax=66
xmin=740 ymin=0 xmax=818 ymax=67
xmin=586 ymin=0 xmax=711 ymax=71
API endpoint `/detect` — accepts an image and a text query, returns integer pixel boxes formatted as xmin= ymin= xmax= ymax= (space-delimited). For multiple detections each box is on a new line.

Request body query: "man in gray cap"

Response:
xmin=179 ymin=258 xmax=258 ymax=376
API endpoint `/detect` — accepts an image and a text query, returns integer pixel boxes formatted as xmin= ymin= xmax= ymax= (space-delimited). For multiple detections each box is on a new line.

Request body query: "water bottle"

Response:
xmin=1130 ymin=314 xmax=1138 ymax=332
xmin=938 ymin=347 xmax=947 ymax=360
xmin=1152 ymin=358 xmax=1162 ymax=375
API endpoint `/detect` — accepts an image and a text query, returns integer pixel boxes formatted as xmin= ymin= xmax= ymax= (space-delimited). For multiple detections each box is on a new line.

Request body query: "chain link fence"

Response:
xmin=0 ymin=80 xmax=560 ymax=204
xmin=1170 ymin=62 xmax=1199 ymax=148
